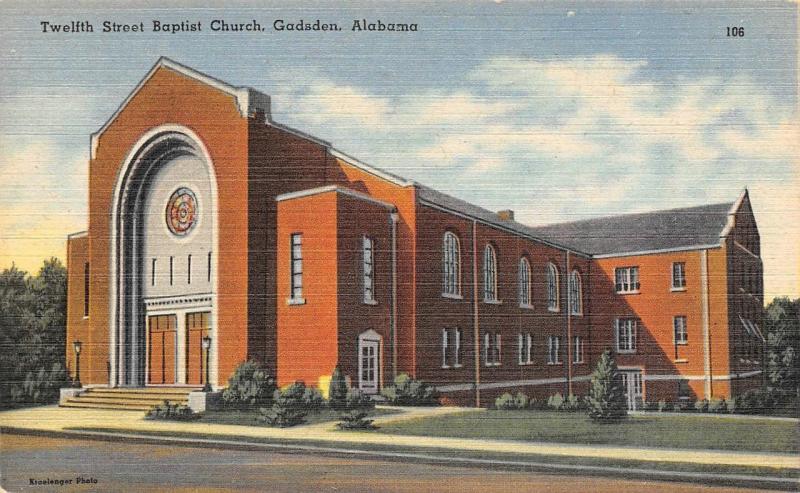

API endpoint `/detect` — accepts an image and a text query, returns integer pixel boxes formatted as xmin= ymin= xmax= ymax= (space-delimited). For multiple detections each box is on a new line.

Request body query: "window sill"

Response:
xmin=363 ymin=299 xmax=378 ymax=306
xmin=570 ymin=311 xmax=583 ymax=317
xmin=441 ymin=292 xmax=463 ymax=300
xmin=547 ymin=307 xmax=560 ymax=313
xmin=484 ymin=363 xmax=501 ymax=367
xmin=673 ymin=358 xmax=689 ymax=364
xmin=453 ymin=364 xmax=463 ymax=369
xmin=573 ymin=361 xmax=585 ymax=365
xmin=286 ymin=297 xmax=306 ymax=306
xmin=518 ymin=361 xmax=534 ymax=366
xmin=546 ymin=361 xmax=563 ymax=366
xmin=675 ymin=341 xmax=688 ymax=346
xmin=617 ymin=290 xmax=641 ymax=295
xmin=519 ymin=303 xmax=534 ymax=310
xmin=616 ymin=349 xmax=636 ymax=354
xmin=441 ymin=365 xmax=450 ymax=369
xmin=82 ymin=316 xmax=89 ymax=320
xmin=671 ymin=287 xmax=687 ymax=292
xmin=483 ymin=299 xmax=502 ymax=305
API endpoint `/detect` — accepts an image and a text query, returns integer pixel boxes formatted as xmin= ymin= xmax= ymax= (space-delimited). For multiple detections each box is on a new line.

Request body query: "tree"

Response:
xmin=328 ymin=366 xmax=348 ymax=410
xmin=586 ymin=350 xmax=627 ymax=422
xmin=765 ymin=298 xmax=800 ymax=400
xmin=0 ymin=259 xmax=68 ymax=408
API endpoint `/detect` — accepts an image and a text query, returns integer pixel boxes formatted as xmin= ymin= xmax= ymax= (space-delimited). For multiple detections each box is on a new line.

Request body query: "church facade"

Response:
xmin=65 ymin=58 xmax=765 ymax=407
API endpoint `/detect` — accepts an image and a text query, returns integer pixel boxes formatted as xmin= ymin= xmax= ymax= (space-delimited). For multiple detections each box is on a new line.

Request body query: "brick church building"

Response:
xmin=65 ymin=58 xmax=765 ymax=408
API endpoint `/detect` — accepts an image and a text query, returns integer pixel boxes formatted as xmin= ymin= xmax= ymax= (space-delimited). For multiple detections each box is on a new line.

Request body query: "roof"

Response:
xmin=526 ymin=201 xmax=736 ymax=257
xmin=416 ymin=185 xmax=593 ymax=255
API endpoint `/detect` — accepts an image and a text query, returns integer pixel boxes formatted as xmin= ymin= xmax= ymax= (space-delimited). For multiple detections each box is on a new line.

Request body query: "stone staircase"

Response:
xmin=60 ymin=387 xmax=200 ymax=411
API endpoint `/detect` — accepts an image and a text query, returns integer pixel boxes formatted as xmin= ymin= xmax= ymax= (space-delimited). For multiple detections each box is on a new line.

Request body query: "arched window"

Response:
xmin=519 ymin=257 xmax=531 ymax=307
xmin=483 ymin=244 xmax=498 ymax=302
xmin=569 ymin=270 xmax=582 ymax=315
xmin=442 ymin=232 xmax=461 ymax=297
xmin=547 ymin=262 xmax=559 ymax=312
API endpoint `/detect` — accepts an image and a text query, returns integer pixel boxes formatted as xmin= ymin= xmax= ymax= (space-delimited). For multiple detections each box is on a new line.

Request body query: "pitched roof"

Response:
xmin=526 ymin=202 xmax=735 ymax=256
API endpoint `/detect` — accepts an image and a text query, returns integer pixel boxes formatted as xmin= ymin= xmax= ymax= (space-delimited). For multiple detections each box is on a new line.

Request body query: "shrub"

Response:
xmin=657 ymin=400 xmax=673 ymax=412
xmin=259 ymin=381 xmax=308 ymax=427
xmin=708 ymin=397 xmax=727 ymax=413
xmin=563 ymin=393 xmax=584 ymax=412
xmin=547 ymin=392 xmax=565 ymax=410
xmin=694 ymin=399 xmax=709 ymax=413
xmin=381 ymin=373 xmax=439 ymax=406
xmin=145 ymin=400 xmax=200 ymax=421
xmin=222 ymin=360 xmax=276 ymax=410
xmin=733 ymin=389 xmax=774 ymax=414
xmin=303 ymin=386 xmax=325 ymax=411
xmin=337 ymin=389 xmax=376 ymax=430
xmin=495 ymin=392 xmax=529 ymax=410
xmin=528 ymin=397 xmax=546 ymax=410
xmin=586 ymin=350 xmax=627 ymax=422
xmin=328 ymin=366 xmax=349 ymax=411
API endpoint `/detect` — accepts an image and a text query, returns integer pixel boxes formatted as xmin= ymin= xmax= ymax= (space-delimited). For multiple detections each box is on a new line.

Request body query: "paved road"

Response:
xmin=0 ymin=434 xmax=772 ymax=493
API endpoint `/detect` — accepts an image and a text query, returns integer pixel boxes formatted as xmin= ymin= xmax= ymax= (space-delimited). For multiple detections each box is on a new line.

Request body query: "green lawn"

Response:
xmin=200 ymin=407 xmax=398 ymax=427
xmin=377 ymin=410 xmax=799 ymax=454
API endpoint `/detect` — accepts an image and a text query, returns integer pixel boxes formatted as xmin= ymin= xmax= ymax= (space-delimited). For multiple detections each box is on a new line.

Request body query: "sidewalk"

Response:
xmin=1 ymin=405 xmax=798 ymax=471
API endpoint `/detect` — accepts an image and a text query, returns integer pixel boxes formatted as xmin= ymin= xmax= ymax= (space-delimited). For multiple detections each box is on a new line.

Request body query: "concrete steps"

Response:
xmin=61 ymin=387 xmax=200 ymax=412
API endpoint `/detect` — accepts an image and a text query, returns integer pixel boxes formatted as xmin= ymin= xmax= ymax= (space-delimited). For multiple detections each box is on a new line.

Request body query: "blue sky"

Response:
xmin=1 ymin=1 xmax=797 ymax=298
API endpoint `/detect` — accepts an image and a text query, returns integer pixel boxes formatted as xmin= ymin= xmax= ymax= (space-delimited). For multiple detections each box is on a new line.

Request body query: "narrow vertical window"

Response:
xmin=569 ymin=270 xmax=582 ymax=315
xmin=441 ymin=329 xmax=449 ymax=368
xmin=151 ymin=258 xmax=157 ymax=287
xmin=548 ymin=336 xmax=561 ymax=364
xmin=573 ymin=336 xmax=584 ymax=363
xmin=615 ymin=266 xmax=640 ymax=293
xmin=674 ymin=316 xmax=688 ymax=345
xmin=362 ymin=236 xmax=375 ymax=303
xmin=519 ymin=257 xmax=531 ymax=307
xmin=518 ymin=333 xmax=524 ymax=364
xmin=187 ymin=254 xmax=192 ymax=285
xmin=169 ymin=256 xmax=174 ymax=286
xmin=494 ymin=333 xmax=501 ymax=365
xmin=672 ymin=262 xmax=686 ymax=290
xmin=442 ymin=232 xmax=461 ymax=297
xmin=547 ymin=263 xmax=559 ymax=311
xmin=454 ymin=329 xmax=462 ymax=367
xmin=83 ymin=262 xmax=90 ymax=318
xmin=207 ymin=251 xmax=212 ymax=282
xmin=483 ymin=245 xmax=498 ymax=302
xmin=483 ymin=332 xmax=490 ymax=366
xmin=518 ymin=333 xmax=533 ymax=364
xmin=290 ymin=233 xmax=303 ymax=301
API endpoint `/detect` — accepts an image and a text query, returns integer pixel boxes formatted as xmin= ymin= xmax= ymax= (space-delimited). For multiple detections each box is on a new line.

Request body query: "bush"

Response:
xmin=303 ymin=386 xmax=325 ymax=411
xmin=259 ymin=381 xmax=308 ymax=427
xmin=495 ymin=392 xmax=529 ymax=410
xmin=222 ymin=360 xmax=276 ymax=410
xmin=381 ymin=373 xmax=439 ymax=406
xmin=657 ymin=400 xmax=673 ymax=412
xmin=145 ymin=400 xmax=201 ymax=421
xmin=693 ymin=399 xmax=709 ymax=412
xmin=11 ymin=363 xmax=69 ymax=407
xmin=528 ymin=397 xmax=546 ymax=410
xmin=734 ymin=389 xmax=774 ymax=414
xmin=563 ymin=393 xmax=584 ymax=412
xmin=328 ymin=367 xmax=349 ymax=411
xmin=708 ymin=397 xmax=727 ymax=413
xmin=586 ymin=350 xmax=627 ymax=422
xmin=337 ymin=389 xmax=376 ymax=430
xmin=547 ymin=392 xmax=565 ymax=410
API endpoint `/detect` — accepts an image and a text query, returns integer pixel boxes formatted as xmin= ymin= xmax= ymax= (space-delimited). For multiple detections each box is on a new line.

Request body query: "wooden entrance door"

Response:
xmin=358 ymin=339 xmax=379 ymax=394
xmin=185 ymin=311 xmax=210 ymax=385
xmin=148 ymin=314 xmax=177 ymax=385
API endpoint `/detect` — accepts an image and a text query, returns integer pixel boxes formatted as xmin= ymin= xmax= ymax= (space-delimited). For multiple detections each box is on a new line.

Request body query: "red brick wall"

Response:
xmin=65 ymin=236 xmax=92 ymax=382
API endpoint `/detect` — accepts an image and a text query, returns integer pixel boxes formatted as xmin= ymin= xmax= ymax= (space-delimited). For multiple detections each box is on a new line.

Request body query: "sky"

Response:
xmin=0 ymin=1 xmax=797 ymax=299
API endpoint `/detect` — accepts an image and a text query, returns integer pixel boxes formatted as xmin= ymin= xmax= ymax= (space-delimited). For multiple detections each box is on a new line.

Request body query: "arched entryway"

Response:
xmin=109 ymin=126 xmax=218 ymax=387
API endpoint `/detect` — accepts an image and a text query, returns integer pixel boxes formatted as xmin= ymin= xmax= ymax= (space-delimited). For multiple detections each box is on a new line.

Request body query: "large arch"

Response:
xmin=109 ymin=125 xmax=219 ymax=387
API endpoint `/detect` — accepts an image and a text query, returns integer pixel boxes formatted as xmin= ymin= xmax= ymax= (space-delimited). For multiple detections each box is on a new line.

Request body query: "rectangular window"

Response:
xmin=207 ymin=251 xmax=212 ymax=282
xmin=290 ymin=234 xmax=303 ymax=301
xmin=83 ymin=262 xmax=90 ymax=318
xmin=363 ymin=236 xmax=375 ymax=303
xmin=187 ymin=254 xmax=192 ymax=285
xmin=454 ymin=329 xmax=462 ymax=367
xmin=518 ymin=333 xmax=533 ymax=365
xmin=151 ymin=258 xmax=157 ymax=287
xmin=547 ymin=335 xmax=561 ymax=364
xmin=616 ymin=318 xmax=638 ymax=353
xmin=484 ymin=332 xmax=501 ymax=366
xmin=674 ymin=316 xmax=688 ymax=345
xmin=615 ymin=267 xmax=640 ymax=293
xmin=672 ymin=262 xmax=686 ymax=290
xmin=441 ymin=329 xmax=449 ymax=368
xmin=169 ymin=256 xmax=174 ymax=286
xmin=573 ymin=336 xmax=584 ymax=363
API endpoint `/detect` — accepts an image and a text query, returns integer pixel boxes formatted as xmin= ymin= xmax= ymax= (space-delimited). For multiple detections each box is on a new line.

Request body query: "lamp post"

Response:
xmin=72 ymin=340 xmax=82 ymax=388
xmin=201 ymin=335 xmax=212 ymax=392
